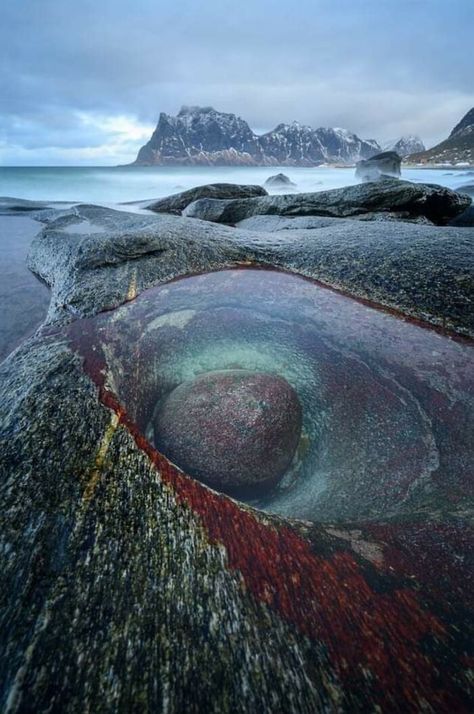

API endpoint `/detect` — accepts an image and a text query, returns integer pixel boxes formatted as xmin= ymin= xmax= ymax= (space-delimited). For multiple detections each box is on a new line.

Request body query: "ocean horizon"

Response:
xmin=1 ymin=164 xmax=472 ymax=206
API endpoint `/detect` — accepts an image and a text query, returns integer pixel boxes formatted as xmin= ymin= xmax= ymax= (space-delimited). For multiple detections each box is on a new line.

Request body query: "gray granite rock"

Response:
xmin=146 ymin=183 xmax=267 ymax=214
xmin=1 ymin=335 xmax=335 ymax=713
xmin=0 ymin=204 xmax=473 ymax=711
xmin=236 ymin=213 xmax=433 ymax=232
xmin=4 ymin=320 xmax=471 ymax=712
xmin=355 ymin=151 xmax=402 ymax=181
xmin=183 ymin=180 xmax=470 ymax=226
xmin=236 ymin=215 xmax=353 ymax=231
xmin=27 ymin=204 xmax=474 ymax=337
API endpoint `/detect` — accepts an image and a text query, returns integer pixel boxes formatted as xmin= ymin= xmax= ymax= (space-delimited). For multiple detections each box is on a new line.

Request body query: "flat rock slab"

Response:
xmin=27 ymin=204 xmax=474 ymax=337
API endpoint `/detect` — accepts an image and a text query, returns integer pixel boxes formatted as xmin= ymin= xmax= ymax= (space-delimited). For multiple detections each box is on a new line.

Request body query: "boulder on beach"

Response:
xmin=355 ymin=151 xmax=402 ymax=181
xmin=183 ymin=179 xmax=471 ymax=226
xmin=146 ymin=182 xmax=267 ymax=214
xmin=264 ymin=173 xmax=297 ymax=189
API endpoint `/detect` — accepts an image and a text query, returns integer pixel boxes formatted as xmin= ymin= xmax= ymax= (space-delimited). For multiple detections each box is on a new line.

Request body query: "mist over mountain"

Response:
xmin=134 ymin=106 xmax=382 ymax=166
xmin=408 ymin=107 xmax=474 ymax=164
xmin=383 ymin=136 xmax=425 ymax=157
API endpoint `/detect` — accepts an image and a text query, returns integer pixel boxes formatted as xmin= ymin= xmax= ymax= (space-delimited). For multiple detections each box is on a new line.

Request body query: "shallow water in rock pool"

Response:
xmin=68 ymin=268 xmax=474 ymax=522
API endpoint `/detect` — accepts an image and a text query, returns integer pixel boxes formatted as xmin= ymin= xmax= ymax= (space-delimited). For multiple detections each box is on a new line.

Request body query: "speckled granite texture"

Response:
xmin=0 ymin=200 xmax=473 ymax=713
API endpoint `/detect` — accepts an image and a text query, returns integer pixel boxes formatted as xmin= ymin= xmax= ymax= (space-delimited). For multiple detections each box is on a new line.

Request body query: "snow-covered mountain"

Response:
xmin=383 ymin=136 xmax=425 ymax=157
xmin=134 ymin=106 xmax=380 ymax=166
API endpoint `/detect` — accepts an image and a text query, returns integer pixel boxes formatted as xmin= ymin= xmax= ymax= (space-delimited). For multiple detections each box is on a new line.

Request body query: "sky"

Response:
xmin=1 ymin=0 xmax=473 ymax=165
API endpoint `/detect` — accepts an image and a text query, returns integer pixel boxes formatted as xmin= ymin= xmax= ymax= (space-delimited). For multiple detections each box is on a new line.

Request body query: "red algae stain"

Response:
xmin=364 ymin=521 xmax=474 ymax=608
xmin=67 ymin=323 xmax=471 ymax=712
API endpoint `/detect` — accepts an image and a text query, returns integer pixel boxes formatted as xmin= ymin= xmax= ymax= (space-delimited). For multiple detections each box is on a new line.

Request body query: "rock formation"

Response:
xmin=183 ymin=179 xmax=470 ymax=226
xmin=133 ymin=106 xmax=380 ymax=166
xmin=1 ymin=191 xmax=473 ymax=712
xmin=264 ymin=173 xmax=297 ymax=189
xmin=355 ymin=151 xmax=402 ymax=181
xmin=146 ymin=183 xmax=267 ymax=214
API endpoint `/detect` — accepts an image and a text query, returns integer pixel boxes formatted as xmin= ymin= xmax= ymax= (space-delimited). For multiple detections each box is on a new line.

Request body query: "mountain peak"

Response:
xmin=178 ymin=105 xmax=216 ymax=116
xmin=450 ymin=107 xmax=474 ymax=138
xmin=134 ymin=107 xmax=380 ymax=166
xmin=408 ymin=107 xmax=473 ymax=164
xmin=383 ymin=136 xmax=425 ymax=157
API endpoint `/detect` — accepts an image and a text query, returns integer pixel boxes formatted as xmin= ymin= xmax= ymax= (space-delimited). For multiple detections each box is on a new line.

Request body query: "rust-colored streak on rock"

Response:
xmin=69 ymin=322 xmax=468 ymax=711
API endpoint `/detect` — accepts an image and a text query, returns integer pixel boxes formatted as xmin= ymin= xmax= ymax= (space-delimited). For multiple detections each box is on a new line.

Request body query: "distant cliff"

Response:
xmin=408 ymin=107 xmax=474 ymax=165
xmin=133 ymin=106 xmax=380 ymax=166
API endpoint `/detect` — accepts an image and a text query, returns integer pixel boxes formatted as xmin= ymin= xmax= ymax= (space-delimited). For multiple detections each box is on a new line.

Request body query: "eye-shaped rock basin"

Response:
xmin=67 ymin=267 xmax=473 ymax=523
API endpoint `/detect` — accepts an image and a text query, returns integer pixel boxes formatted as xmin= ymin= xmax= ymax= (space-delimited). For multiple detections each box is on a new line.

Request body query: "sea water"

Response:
xmin=0 ymin=164 xmax=471 ymax=362
xmin=0 ymin=165 xmax=472 ymax=205
xmin=68 ymin=268 xmax=474 ymax=522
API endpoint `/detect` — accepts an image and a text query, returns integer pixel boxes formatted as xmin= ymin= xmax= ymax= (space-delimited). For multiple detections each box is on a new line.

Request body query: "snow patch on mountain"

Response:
xmin=134 ymin=106 xmax=381 ymax=166
xmin=383 ymin=136 xmax=425 ymax=157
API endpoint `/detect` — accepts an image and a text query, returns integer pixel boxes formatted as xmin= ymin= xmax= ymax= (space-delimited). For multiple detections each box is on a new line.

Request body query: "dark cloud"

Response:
xmin=1 ymin=0 xmax=473 ymax=164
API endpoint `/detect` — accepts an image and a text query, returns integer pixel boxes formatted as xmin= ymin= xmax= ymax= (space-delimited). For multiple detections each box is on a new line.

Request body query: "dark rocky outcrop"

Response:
xmin=450 ymin=182 xmax=474 ymax=225
xmin=183 ymin=179 xmax=471 ymax=226
xmin=0 ymin=196 xmax=76 ymax=216
xmin=133 ymin=106 xmax=380 ymax=166
xmin=409 ymin=107 xmax=474 ymax=165
xmin=355 ymin=151 xmax=402 ymax=181
xmin=146 ymin=183 xmax=267 ymax=214
xmin=264 ymin=173 xmax=297 ymax=189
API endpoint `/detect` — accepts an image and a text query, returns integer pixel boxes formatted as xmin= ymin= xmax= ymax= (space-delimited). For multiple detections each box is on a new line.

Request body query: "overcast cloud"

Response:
xmin=1 ymin=0 xmax=473 ymax=165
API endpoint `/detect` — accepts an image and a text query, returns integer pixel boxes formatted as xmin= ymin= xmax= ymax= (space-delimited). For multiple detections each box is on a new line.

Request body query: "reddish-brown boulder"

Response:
xmin=153 ymin=369 xmax=302 ymax=496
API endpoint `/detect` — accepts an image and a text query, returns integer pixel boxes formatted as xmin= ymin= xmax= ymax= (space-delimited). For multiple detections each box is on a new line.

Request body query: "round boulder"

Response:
xmin=153 ymin=369 xmax=302 ymax=496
